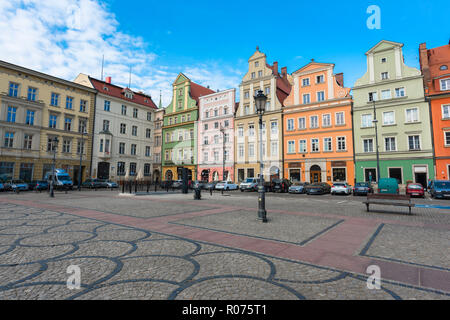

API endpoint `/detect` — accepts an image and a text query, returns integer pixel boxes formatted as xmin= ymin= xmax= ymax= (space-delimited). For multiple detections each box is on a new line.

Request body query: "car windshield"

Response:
xmin=292 ymin=183 xmax=303 ymax=186
xmin=333 ymin=183 xmax=345 ymax=187
xmin=355 ymin=183 xmax=368 ymax=187
xmin=245 ymin=178 xmax=255 ymax=183
xmin=408 ymin=184 xmax=423 ymax=189
xmin=58 ymin=174 xmax=71 ymax=182
xmin=435 ymin=182 xmax=450 ymax=188
xmin=12 ymin=180 xmax=24 ymax=183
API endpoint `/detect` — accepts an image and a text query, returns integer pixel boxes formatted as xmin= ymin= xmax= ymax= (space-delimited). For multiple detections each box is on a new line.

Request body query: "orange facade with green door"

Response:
xmin=283 ymin=61 xmax=354 ymax=185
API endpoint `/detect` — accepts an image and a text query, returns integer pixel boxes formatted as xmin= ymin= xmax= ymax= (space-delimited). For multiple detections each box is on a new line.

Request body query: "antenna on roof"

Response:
xmin=128 ymin=66 xmax=132 ymax=88
xmin=101 ymin=54 xmax=104 ymax=81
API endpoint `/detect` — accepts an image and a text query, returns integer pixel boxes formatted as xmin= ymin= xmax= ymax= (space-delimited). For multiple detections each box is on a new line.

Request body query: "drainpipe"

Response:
xmin=426 ymin=95 xmax=436 ymax=180
xmin=89 ymin=92 xmax=97 ymax=178
xmin=351 ymin=100 xmax=357 ymax=185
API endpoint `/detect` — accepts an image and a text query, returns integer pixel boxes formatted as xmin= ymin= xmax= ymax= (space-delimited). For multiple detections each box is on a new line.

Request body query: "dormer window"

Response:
xmin=124 ymin=91 xmax=134 ymax=99
xmin=381 ymin=58 xmax=387 ymax=63
xmin=103 ymin=86 xmax=109 ymax=91
xmin=440 ymin=65 xmax=448 ymax=71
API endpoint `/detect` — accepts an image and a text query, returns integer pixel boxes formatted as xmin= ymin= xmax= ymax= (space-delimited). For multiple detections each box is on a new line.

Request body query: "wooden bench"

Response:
xmin=363 ymin=193 xmax=415 ymax=215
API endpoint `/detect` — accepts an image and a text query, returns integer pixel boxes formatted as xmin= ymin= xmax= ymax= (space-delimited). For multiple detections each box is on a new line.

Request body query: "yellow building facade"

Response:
xmin=0 ymin=60 xmax=96 ymax=184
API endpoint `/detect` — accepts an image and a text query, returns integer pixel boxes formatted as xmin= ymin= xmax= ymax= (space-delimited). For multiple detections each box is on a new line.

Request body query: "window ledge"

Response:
xmin=405 ymin=121 xmax=421 ymax=125
xmin=382 ymin=124 xmax=397 ymax=127
xmin=360 ymin=126 xmax=375 ymax=129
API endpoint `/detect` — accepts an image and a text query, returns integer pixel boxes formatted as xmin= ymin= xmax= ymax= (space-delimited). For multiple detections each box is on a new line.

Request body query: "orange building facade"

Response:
xmin=283 ymin=61 xmax=354 ymax=184
xmin=420 ymin=42 xmax=450 ymax=180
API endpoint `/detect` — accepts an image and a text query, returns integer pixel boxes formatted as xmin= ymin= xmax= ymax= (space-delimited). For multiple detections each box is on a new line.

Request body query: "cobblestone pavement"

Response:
xmin=0 ymin=191 xmax=449 ymax=300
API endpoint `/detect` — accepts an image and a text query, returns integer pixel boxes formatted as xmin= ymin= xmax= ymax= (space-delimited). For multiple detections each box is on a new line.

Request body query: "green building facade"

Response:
xmin=161 ymin=73 xmax=213 ymax=181
xmin=352 ymin=40 xmax=434 ymax=187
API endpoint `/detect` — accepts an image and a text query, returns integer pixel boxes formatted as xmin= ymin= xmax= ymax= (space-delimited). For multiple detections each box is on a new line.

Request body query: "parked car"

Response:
xmin=82 ymin=178 xmax=104 ymax=189
xmin=288 ymin=182 xmax=309 ymax=194
xmin=204 ymin=181 xmax=219 ymax=190
xmin=215 ymin=181 xmax=239 ymax=191
xmin=171 ymin=180 xmax=183 ymax=189
xmin=101 ymin=180 xmax=118 ymax=188
xmin=193 ymin=180 xmax=208 ymax=190
xmin=405 ymin=183 xmax=425 ymax=198
xmin=429 ymin=180 xmax=450 ymax=199
xmin=160 ymin=180 xmax=173 ymax=189
xmin=44 ymin=169 xmax=73 ymax=190
xmin=0 ymin=182 xmax=4 ymax=192
xmin=31 ymin=180 xmax=49 ymax=191
xmin=239 ymin=178 xmax=259 ymax=192
xmin=377 ymin=178 xmax=399 ymax=194
xmin=271 ymin=179 xmax=291 ymax=193
xmin=331 ymin=182 xmax=352 ymax=195
xmin=305 ymin=183 xmax=331 ymax=195
xmin=9 ymin=179 xmax=29 ymax=191
xmin=353 ymin=182 xmax=373 ymax=196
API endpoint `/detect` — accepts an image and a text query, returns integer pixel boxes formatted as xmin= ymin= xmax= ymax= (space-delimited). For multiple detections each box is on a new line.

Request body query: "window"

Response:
xmin=443 ymin=105 xmax=450 ymax=119
xmin=238 ymin=127 xmax=244 ymax=137
xmin=133 ymin=108 xmax=138 ymax=118
xmin=121 ymin=105 xmax=127 ymax=115
xmin=8 ymin=82 xmax=19 ymax=97
xmin=132 ymin=126 xmax=138 ymax=136
xmin=4 ymin=132 xmax=14 ymax=148
xmin=214 ymin=122 xmax=219 ymax=129
xmin=445 ymin=132 xmax=450 ymax=146
xmin=337 ymin=137 xmax=346 ymax=151
xmin=324 ymin=138 xmax=332 ymax=152
xmin=174 ymin=117 xmax=178 ymax=124
xmin=120 ymin=123 xmax=126 ymax=134
xmin=383 ymin=111 xmax=395 ymax=125
xmin=265 ymin=87 xmax=270 ymax=95
xmin=99 ymin=139 xmax=104 ymax=152
xmin=62 ymin=139 xmax=71 ymax=153
xmin=155 ymin=136 xmax=161 ymax=146
xmin=224 ymin=133 xmax=230 ymax=143
xmin=333 ymin=168 xmax=347 ymax=182
xmin=204 ymin=151 xmax=209 ymax=162
xmin=145 ymin=146 xmax=151 ymax=157
xmin=66 ymin=96 xmax=73 ymax=109
xmin=336 ymin=112 xmax=345 ymax=125
xmin=80 ymin=100 xmax=87 ymax=112
xmin=317 ymin=91 xmax=325 ymax=102
xmin=440 ymin=65 xmax=448 ymax=71
xmin=181 ymin=115 xmax=185 ymax=122
xmin=249 ymin=124 xmax=255 ymax=136
xmin=310 ymin=115 xmax=318 ymax=128
xmin=316 ymin=75 xmax=324 ymax=83
xmin=119 ymin=143 xmax=125 ymax=154
xmin=299 ymin=140 xmax=307 ymax=153
xmin=406 ymin=108 xmax=419 ymax=123
xmin=363 ymin=139 xmax=374 ymax=153
xmin=441 ymin=78 xmax=450 ymax=91
xmin=311 ymin=139 xmax=319 ymax=152
xmin=224 ymin=120 xmax=229 ymax=127
xmin=408 ymin=135 xmax=420 ymax=150
xmin=214 ymin=135 xmax=219 ymax=144
xmin=144 ymin=164 xmax=151 ymax=176
xmin=365 ymin=168 xmax=377 ymax=183
xmin=51 ymin=93 xmax=59 ymax=106
xmin=271 ymin=121 xmax=278 ymax=134
xmin=131 ymin=144 xmax=137 ymax=155
xmin=146 ymin=129 xmax=151 ymax=138
xmin=238 ymin=144 xmax=244 ymax=158
xmin=26 ymin=110 xmax=35 ymax=125
xmin=49 ymin=115 xmax=58 ymax=129
xmin=7 ymin=106 xmax=17 ymax=123
xmin=381 ymin=58 xmax=387 ymax=63
xmin=147 ymin=112 xmax=152 ymax=121
xmin=190 ymin=129 xmax=194 ymax=140
xmin=105 ymin=139 xmax=110 ymax=153
xmin=165 ymin=150 xmax=170 ymax=161
xmin=322 ymin=114 xmax=331 ymax=127
xmin=248 ymin=143 xmax=255 ymax=157
xmin=224 ymin=150 xmax=229 ymax=161
xmin=395 ymin=87 xmax=405 ymax=97
xmin=204 ymin=124 xmax=208 ymax=131
xmin=214 ymin=151 xmax=219 ymax=161
xmin=271 ymin=141 xmax=278 ymax=156
xmin=47 ymin=137 xmax=57 ymax=152
xmin=165 ymin=132 xmax=171 ymax=143
xmin=244 ymin=92 xmax=249 ymax=99
xmin=381 ymin=72 xmax=389 ymax=80
xmin=64 ymin=117 xmax=72 ymax=131
xmin=27 ymin=87 xmax=37 ymax=101
xmin=265 ymin=101 xmax=271 ymax=111
xmin=247 ymin=168 xmax=255 ymax=178
xmin=251 ymin=72 xmax=255 ymax=79
xmin=258 ymin=70 xmax=263 ymax=77
xmin=203 ymin=136 xmax=209 ymax=145
xmin=255 ymin=61 xmax=259 ymax=67
xmin=385 ymin=137 xmax=396 ymax=151
xmin=23 ymin=134 xmax=33 ymax=150
xmin=381 ymin=89 xmax=391 ymax=100
xmin=78 ymin=119 xmax=87 ymax=133
xmin=287 ymin=119 xmax=295 ymax=131
xmin=303 ymin=94 xmax=310 ymax=104
xmin=104 ymin=100 xmax=110 ymax=111
xmin=102 ymin=120 xmax=110 ymax=132
xmin=224 ymin=107 xmax=229 ymax=115
xmin=168 ymin=118 xmax=173 ymax=125
xmin=298 ymin=117 xmax=306 ymax=130
xmin=244 ymin=105 xmax=250 ymax=115
xmin=77 ymin=141 xmax=85 ymax=155
xmin=129 ymin=163 xmax=137 ymax=176
xmin=288 ymin=141 xmax=295 ymax=154
xmin=368 ymin=92 xmax=378 ymax=102
xmin=361 ymin=114 xmax=373 ymax=128
xmin=302 ymin=78 xmax=310 ymax=86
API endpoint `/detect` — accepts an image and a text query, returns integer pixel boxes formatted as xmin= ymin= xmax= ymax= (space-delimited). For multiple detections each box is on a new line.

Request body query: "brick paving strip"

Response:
xmin=1 ymin=196 xmax=448 ymax=294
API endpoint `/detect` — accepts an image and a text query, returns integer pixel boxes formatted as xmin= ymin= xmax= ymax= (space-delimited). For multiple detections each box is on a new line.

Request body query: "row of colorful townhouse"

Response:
xmin=161 ymin=40 xmax=450 ymax=187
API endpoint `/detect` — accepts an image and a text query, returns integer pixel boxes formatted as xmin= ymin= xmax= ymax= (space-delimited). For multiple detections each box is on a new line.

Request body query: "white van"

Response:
xmin=44 ymin=169 xmax=73 ymax=190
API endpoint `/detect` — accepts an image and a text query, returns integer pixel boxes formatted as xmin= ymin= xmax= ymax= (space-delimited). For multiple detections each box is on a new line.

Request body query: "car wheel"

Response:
xmin=240 ymin=189 xmax=244 ymax=192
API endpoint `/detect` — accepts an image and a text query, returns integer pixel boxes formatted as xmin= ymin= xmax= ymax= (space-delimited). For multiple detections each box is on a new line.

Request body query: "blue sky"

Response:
xmin=0 ymin=0 xmax=449 ymax=105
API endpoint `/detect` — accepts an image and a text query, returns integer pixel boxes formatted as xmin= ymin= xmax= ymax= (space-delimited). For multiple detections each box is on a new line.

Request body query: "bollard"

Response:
xmin=122 ymin=181 xmax=125 ymax=193
xmin=194 ymin=187 xmax=201 ymax=200
xmin=210 ymin=187 xmax=213 ymax=196
xmin=135 ymin=181 xmax=137 ymax=193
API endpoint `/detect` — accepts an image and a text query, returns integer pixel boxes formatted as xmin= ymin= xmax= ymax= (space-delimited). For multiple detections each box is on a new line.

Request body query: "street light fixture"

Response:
xmin=372 ymin=100 xmax=381 ymax=183
xmin=254 ymin=90 xmax=268 ymax=223
xmin=49 ymin=137 xmax=59 ymax=198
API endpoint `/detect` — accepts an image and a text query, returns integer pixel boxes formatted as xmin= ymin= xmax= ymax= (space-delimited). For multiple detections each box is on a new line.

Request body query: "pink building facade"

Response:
xmin=197 ymin=89 xmax=235 ymax=182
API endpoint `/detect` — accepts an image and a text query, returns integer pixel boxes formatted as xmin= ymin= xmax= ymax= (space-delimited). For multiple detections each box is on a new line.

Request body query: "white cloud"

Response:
xmin=0 ymin=0 xmax=243 ymax=107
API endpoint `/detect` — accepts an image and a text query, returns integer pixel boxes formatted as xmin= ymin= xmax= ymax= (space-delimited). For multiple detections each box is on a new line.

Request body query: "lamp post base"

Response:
xmin=257 ymin=186 xmax=268 ymax=223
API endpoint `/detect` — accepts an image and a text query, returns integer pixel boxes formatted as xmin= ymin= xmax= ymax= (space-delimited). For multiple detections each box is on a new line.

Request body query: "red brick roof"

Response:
xmin=190 ymin=82 xmax=215 ymax=103
xmin=89 ymin=77 xmax=157 ymax=109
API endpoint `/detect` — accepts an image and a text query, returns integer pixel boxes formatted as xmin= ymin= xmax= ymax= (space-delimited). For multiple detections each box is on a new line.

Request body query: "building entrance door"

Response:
xmin=310 ymin=165 xmax=321 ymax=183
xmin=415 ymin=173 xmax=427 ymax=188
xmin=97 ymin=162 xmax=110 ymax=180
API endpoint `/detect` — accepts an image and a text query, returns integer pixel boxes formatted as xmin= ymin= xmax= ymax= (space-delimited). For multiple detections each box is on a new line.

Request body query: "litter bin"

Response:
xmin=194 ymin=186 xmax=201 ymax=200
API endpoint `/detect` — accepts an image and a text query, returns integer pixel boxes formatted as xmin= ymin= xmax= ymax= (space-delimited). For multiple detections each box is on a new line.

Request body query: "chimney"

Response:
xmin=272 ymin=61 xmax=279 ymax=76
xmin=105 ymin=76 xmax=112 ymax=84
xmin=335 ymin=73 xmax=344 ymax=87
xmin=281 ymin=67 xmax=287 ymax=78
xmin=419 ymin=43 xmax=431 ymax=85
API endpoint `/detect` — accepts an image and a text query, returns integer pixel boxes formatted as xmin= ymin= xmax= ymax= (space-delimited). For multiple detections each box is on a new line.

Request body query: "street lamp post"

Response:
xmin=220 ymin=125 xmax=226 ymax=195
xmin=254 ymin=90 xmax=268 ymax=223
xmin=78 ymin=130 xmax=86 ymax=191
xmin=373 ymin=100 xmax=381 ymax=183
xmin=49 ymin=137 xmax=59 ymax=198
